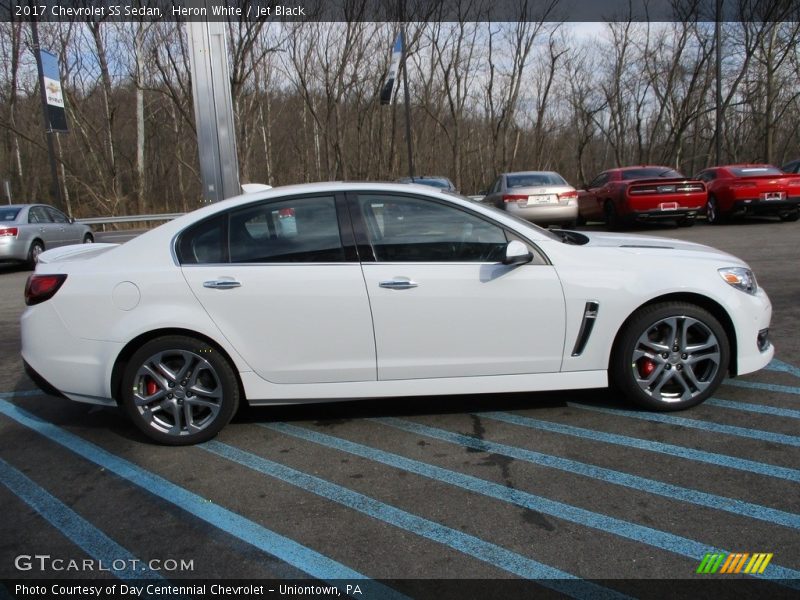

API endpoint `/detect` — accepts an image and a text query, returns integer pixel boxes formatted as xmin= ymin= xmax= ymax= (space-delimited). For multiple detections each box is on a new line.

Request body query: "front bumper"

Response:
xmin=733 ymin=288 xmax=774 ymax=377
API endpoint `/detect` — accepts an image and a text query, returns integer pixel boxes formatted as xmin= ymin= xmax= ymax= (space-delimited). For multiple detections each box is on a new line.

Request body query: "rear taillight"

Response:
xmin=730 ymin=181 xmax=758 ymax=189
xmin=788 ymin=178 xmax=800 ymax=187
xmin=0 ymin=227 xmax=18 ymax=237
xmin=557 ymin=190 xmax=578 ymax=200
xmin=503 ymin=194 xmax=528 ymax=203
xmin=24 ymin=274 xmax=67 ymax=306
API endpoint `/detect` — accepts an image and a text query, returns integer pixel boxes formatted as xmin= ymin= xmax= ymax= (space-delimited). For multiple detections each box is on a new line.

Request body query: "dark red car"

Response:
xmin=695 ymin=164 xmax=800 ymax=223
xmin=577 ymin=166 xmax=706 ymax=229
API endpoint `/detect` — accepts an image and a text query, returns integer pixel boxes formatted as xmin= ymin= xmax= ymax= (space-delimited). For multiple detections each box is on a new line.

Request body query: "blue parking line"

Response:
xmin=475 ymin=412 xmax=800 ymax=482
xmin=370 ymin=417 xmax=800 ymax=533
xmin=264 ymin=421 xmax=800 ymax=586
xmin=0 ymin=390 xmax=44 ymax=399
xmin=568 ymin=403 xmax=800 ymax=447
xmin=723 ymin=379 xmax=800 ymax=396
xmin=0 ymin=400 xmax=403 ymax=597
xmin=764 ymin=358 xmax=800 ymax=379
xmin=203 ymin=440 xmax=629 ymax=600
xmin=0 ymin=458 xmax=160 ymax=580
xmin=706 ymin=398 xmax=800 ymax=419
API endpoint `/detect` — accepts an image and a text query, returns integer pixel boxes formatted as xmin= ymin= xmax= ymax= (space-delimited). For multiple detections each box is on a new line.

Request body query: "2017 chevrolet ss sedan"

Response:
xmin=21 ymin=182 xmax=774 ymax=445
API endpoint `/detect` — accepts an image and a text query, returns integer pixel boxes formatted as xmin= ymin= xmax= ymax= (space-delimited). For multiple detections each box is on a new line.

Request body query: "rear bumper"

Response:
xmin=731 ymin=197 xmax=800 ymax=216
xmin=0 ymin=237 xmax=29 ymax=262
xmin=629 ymin=208 xmax=700 ymax=222
xmin=21 ymin=301 xmax=121 ymax=406
xmin=505 ymin=203 xmax=578 ymax=224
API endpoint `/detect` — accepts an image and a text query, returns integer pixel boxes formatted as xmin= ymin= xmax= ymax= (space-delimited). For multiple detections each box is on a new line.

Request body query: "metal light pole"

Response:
xmin=187 ymin=17 xmax=241 ymax=202
xmin=715 ymin=0 xmax=723 ymax=164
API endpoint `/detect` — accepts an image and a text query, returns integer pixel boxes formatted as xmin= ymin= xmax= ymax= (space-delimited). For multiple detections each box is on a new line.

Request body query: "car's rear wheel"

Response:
xmin=120 ymin=335 xmax=239 ymax=445
xmin=83 ymin=233 xmax=94 ymax=243
xmin=706 ymin=195 xmax=723 ymax=224
xmin=27 ymin=240 xmax=44 ymax=269
xmin=604 ymin=201 xmax=621 ymax=230
xmin=611 ymin=302 xmax=729 ymax=411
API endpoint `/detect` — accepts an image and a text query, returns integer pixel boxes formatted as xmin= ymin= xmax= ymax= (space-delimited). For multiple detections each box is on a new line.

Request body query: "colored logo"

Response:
xmin=696 ymin=552 xmax=773 ymax=574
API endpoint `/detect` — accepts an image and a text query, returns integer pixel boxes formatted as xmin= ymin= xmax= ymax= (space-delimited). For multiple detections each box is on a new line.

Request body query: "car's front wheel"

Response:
xmin=83 ymin=233 xmax=94 ymax=243
xmin=120 ymin=335 xmax=239 ymax=445
xmin=611 ymin=302 xmax=729 ymax=411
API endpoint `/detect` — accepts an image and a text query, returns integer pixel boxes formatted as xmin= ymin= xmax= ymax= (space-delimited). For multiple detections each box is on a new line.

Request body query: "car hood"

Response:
xmin=38 ymin=243 xmax=119 ymax=264
xmin=568 ymin=231 xmax=745 ymax=264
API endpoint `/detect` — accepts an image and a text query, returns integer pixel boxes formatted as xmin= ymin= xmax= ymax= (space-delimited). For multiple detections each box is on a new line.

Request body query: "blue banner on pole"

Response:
xmin=39 ymin=50 xmax=68 ymax=132
xmin=380 ymin=33 xmax=403 ymax=105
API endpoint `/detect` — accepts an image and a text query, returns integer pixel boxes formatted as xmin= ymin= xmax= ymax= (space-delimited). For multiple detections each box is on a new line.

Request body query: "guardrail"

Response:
xmin=76 ymin=213 xmax=184 ymax=225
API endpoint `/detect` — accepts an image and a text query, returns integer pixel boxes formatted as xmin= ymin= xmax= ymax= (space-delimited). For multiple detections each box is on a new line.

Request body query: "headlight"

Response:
xmin=718 ymin=267 xmax=758 ymax=295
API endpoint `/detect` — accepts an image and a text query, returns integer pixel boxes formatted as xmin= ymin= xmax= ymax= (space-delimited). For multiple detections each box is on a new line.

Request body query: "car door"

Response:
xmin=44 ymin=206 xmax=80 ymax=245
xmin=578 ymin=173 xmax=610 ymax=221
xmin=179 ymin=194 xmax=377 ymax=384
xmin=27 ymin=206 xmax=67 ymax=248
xmin=351 ymin=192 xmax=566 ymax=380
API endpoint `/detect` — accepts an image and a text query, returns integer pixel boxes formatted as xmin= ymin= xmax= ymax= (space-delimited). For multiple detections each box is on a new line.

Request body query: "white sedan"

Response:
xmin=21 ymin=182 xmax=773 ymax=445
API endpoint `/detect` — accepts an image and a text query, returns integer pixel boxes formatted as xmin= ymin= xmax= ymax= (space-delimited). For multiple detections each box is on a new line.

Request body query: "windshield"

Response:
xmin=507 ymin=173 xmax=568 ymax=188
xmin=729 ymin=166 xmax=784 ymax=177
xmin=412 ymin=178 xmax=454 ymax=189
xmin=620 ymin=168 xmax=683 ymax=180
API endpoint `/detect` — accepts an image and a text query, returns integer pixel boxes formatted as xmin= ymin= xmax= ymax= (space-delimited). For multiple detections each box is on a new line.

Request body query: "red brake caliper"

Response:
xmin=145 ymin=379 xmax=158 ymax=396
xmin=638 ymin=358 xmax=656 ymax=378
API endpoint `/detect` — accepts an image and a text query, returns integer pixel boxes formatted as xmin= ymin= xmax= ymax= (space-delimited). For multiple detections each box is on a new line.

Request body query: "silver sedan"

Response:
xmin=481 ymin=171 xmax=579 ymax=227
xmin=0 ymin=204 xmax=94 ymax=267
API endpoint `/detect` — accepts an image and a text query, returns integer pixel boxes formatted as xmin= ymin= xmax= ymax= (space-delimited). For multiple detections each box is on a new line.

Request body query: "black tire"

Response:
xmin=706 ymin=195 xmax=724 ymax=224
xmin=610 ymin=302 xmax=729 ymax=411
xmin=120 ymin=335 xmax=239 ymax=445
xmin=27 ymin=240 xmax=44 ymax=269
xmin=604 ymin=201 xmax=622 ymax=230
xmin=83 ymin=233 xmax=94 ymax=243
xmin=779 ymin=211 xmax=799 ymax=222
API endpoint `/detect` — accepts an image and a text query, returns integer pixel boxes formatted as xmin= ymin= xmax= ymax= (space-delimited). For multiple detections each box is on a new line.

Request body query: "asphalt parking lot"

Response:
xmin=0 ymin=219 xmax=798 ymax=599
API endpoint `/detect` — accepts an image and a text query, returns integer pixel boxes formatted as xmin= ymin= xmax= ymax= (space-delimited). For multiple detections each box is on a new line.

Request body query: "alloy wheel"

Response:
xmin=132 ymin=349 xmax=224 ymax=437
xmin=630 ymin=315 xmax=722 ymax=403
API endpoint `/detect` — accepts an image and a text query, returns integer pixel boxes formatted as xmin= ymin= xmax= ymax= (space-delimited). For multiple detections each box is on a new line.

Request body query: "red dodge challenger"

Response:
xmin=577 ymin=166 xmax=707 ymax=229
xmin=695 ymin=164 xmax=800 ymax=224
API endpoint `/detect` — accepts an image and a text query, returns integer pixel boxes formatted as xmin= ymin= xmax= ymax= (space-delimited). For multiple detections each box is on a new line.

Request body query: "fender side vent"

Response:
xmin=571 ymin=301 xmax=600 ymax=357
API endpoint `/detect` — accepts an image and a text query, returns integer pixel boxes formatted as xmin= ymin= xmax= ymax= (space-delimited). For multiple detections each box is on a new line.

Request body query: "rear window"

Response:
xmin=0 ymin=208 xmax=20 ymax=222
xmin=507 ymin=173 xmax=568 ymax=188
xmin=621 ymin=168 xmax=683 ymax=180
xmin=728 ymin=166 xmax=783 ymax=177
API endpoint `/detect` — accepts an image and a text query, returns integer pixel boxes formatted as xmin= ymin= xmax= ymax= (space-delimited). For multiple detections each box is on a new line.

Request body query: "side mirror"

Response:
xmin=502 ymin=240 xmax=533 ymax=266
xmin=67 ymin=217 xmax=75 ymax=224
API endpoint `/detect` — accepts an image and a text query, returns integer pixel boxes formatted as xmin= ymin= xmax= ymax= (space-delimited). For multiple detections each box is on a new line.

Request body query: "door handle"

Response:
xmin=203 ymin=279 xmax=242 ymax=289
xmin=379 ymin=279 xmax=418 ymax=290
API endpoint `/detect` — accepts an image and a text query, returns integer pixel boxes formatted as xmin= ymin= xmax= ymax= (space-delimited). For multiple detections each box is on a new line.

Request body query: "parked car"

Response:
xmin=396 ymin=176 xmax=457 ymax=192
xmin=695 ymin=164 xmax=800 ymax=223
xmin=781 ymin=159 xmax=800 ymax=174
xmin=0 ymin=204 xmax=94 ymax=267
xmin=481 ymin=171 xmax=579 ymax=227
xmin=22 ymin=182 xmax=773 ymax=445
xmin=577 ymin=167 xmax=706 ymax=229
